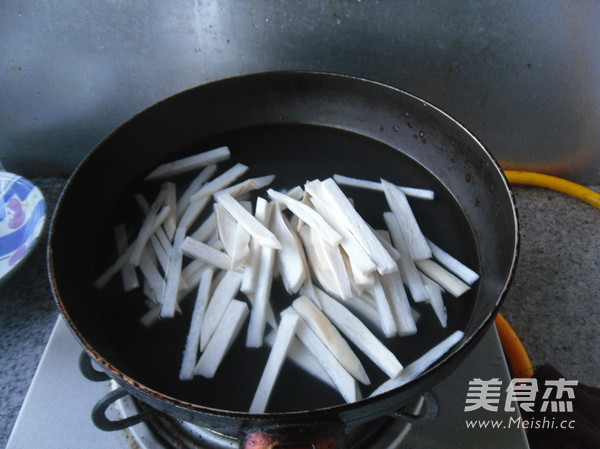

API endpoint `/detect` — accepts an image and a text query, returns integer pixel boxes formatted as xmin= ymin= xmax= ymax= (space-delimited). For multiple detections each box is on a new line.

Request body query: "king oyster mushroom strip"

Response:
xmin=94 ymin=147 xmax=477 ymax=411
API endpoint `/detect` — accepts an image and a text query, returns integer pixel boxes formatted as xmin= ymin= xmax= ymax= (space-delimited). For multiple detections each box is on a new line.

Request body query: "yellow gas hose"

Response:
xmin=504 ymin=170 xmax=600 ymax=209
xmin=496 ymin=170 xmax=599 ymax=378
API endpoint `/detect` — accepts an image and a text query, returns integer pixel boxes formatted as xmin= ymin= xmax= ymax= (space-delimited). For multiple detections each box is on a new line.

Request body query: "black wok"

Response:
xmin=48 ymin=71 xmax=518 ymax=448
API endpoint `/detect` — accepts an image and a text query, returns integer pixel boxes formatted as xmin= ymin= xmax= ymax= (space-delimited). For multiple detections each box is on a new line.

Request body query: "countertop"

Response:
xmin=1 ymin=177 xmax=598 ymax=446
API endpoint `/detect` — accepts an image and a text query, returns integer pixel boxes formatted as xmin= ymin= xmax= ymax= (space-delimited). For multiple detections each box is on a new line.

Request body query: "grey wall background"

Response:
xmin=1 ymin=0 xmax=599 ymax=183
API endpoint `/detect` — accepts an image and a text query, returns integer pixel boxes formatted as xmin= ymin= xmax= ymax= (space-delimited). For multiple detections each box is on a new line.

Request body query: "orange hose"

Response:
xmin=495 ymin=313 xmax=534 ymax=378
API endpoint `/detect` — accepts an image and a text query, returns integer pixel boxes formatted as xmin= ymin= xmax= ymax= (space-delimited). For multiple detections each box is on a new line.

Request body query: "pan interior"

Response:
xmin=90 ymin=123 xmax=479 ymax=413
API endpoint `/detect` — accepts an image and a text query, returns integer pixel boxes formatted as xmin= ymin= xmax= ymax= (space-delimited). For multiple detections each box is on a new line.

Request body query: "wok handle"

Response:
xmin=92 ymin=387 xmax=152 ymax=431
xmin=389 ymin=391 xmax=439 ymax=423
xmin=241 ymin=422 xmax=347 ymax=449
xmin=79 ymin=351 xmax=152 ymax=431
xmin=78 ymin=351 xmax=110 ymax=382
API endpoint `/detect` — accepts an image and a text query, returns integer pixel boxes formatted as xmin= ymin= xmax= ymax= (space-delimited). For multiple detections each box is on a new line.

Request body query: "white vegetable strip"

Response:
xmin=244 ymin=291 xmax=278 ymax=330
xmin=331 ymin=175 xmax=385 ymax=192
xmin=134 ymin=194 xmax=150 ymax=215
xmin=160 ymin=228 xmax=187 ymax=318
xmin=343 ymin=253 xmax=375 ymax=292
xmin=249 ymin=312 xmax=299 ymax=413
xmin=149 ymin=235 xmax=170 ymax=274
xmin=215 ymin=192 xmax=282 ymax=249
xmin=181 ymin=263 xmax=209 ymax=294
xmin=317 ymin=179 xmax=397 ymax=275
xmin=139 ymin=248 xmax=165 ymax=303
xmin=289 ymin=309 xmax=360 ymax=403
xmin=379 ymin=271 xmax=418 ymax=336
xmin=271 ymin=207 xmax=307 ymax=294
xmin=181 ymin=256 xmax=210 ymax=285
xmin=370 ymin=276 xmax=398 ymax=338
xmin=359 ymin=291 xmax=377 ymax=307
xmin=129 ymin=189 xmax=168 ymax=266
xmin=267 ymin=189 xmax=342 ymax=247
xmin=200 ymin=270 xmax=244 ymax=351
xmin=398 ymin=260 xmax=429 ymax=303
xmin=339 ymin=250 xmax=362 ymax=295
xmin=190 ymin=211 xmax=216 ymax=242
xmin=298 ymin=278 xmax=322 ymax=309
xmin=306 ymin=183 xmax=378 ymax=278
xmin=193 ymin=299 xmax=249 ymax=378
xmin=265 ymin=330 xmax=333 ymax=387
xmin=372 ymin=228 xmax=402 ymax=262
xmin=240 ymin=237 xmax=261 ymax=294
xmin=113 ymin=224 xmax=139 ymax=292
xmin=142 ymin=279 xmax=158 ymax=304
xmin=139 ymin=303 xmax=161 ymax=327
xmin=144 ymin=297 xmax=180 ymax=314
xmin=145 ymin=146 xmax=230 ymax=181
xmin=152 ymin=207 xmax=173 ymax=233
xmin=426 ymin=238 xmax=480 ymax=285
xmin=340 ymin=235 xmax=378 ymax=283
xmin=333 ymin=174 xmax=435 ymax=200
xmin=219 ymin=175 xmax=276 ymax=198
xmin=314 ymin=233 xmax=353 ymax=300
xmin=339 ymin=296 xmax=381 ymax=330
xmin=289 ymin=214 xmax=300 ymax=230
xmin=422 ymin=276 xmax=448 ymax=328
xmin=317 ymin=288 xmax=404 ymax=378
xmin=178 ymin=196 xmax=211 ymax=233
xmin=208 ymin=230 xmax=223 ymax=249
xmin=240 ymin=197 xmax=270 ymax=295
xmin=384 ymin=212 xmax=429 ymax=302
xmin=370 ymin=331 xmax=464 ymax=397
xmin=142 ymin=283 xmax=155 ymax=299
xmin=291 ymin=188 xmax=312 ymax=227
xmin=412 ymin=307 xmax=421 ymax=323
xmin=215 ymin=203 xmax=239 ymax=257
xmin=181 ymin=236 xmax=233 ymax=271
xmin=230 ymin=224 xmax=251 ymax=269
xmin=381 ymin=179 xmax=431 ymax=260
xmin=179 ymin=268 xmax=214 ymax=380
xmin=238 ymin=200 xmax=253 ymax=213
xmin=297 ymin=226 xmax=340 ymax=296
xmin=94 ymin=205 xmax=170 ymax=288
xmin=284 ymin=186 xmax=304 ymax=200
xmin=189 ymin=163 xmax=249 ymax=202
xmin=154 ymin=225 xmax=172 ymax=255
xmin=292 ymin=296 xmax=370 ymax=385
xmin=178 ymin=275 xmax=189 ymax=293
xmin=163 ymin=182 xmax=177 ymax=240
xmin=415 ymin=259 xmax=470 ymax=298
xmin=176 ymin=164 xmax=218 ymax=220
xmin=246 ymin=198 xmax=276 ymax=348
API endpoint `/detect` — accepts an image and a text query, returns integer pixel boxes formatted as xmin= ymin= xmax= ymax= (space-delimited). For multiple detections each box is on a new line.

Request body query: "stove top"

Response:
xmin=7 ymin=317 xmax=530 ymax=448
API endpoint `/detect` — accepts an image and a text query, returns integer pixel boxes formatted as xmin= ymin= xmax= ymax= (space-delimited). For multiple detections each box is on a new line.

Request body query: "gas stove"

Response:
xmin=7 ymin=317 xmax=529 ymax=448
